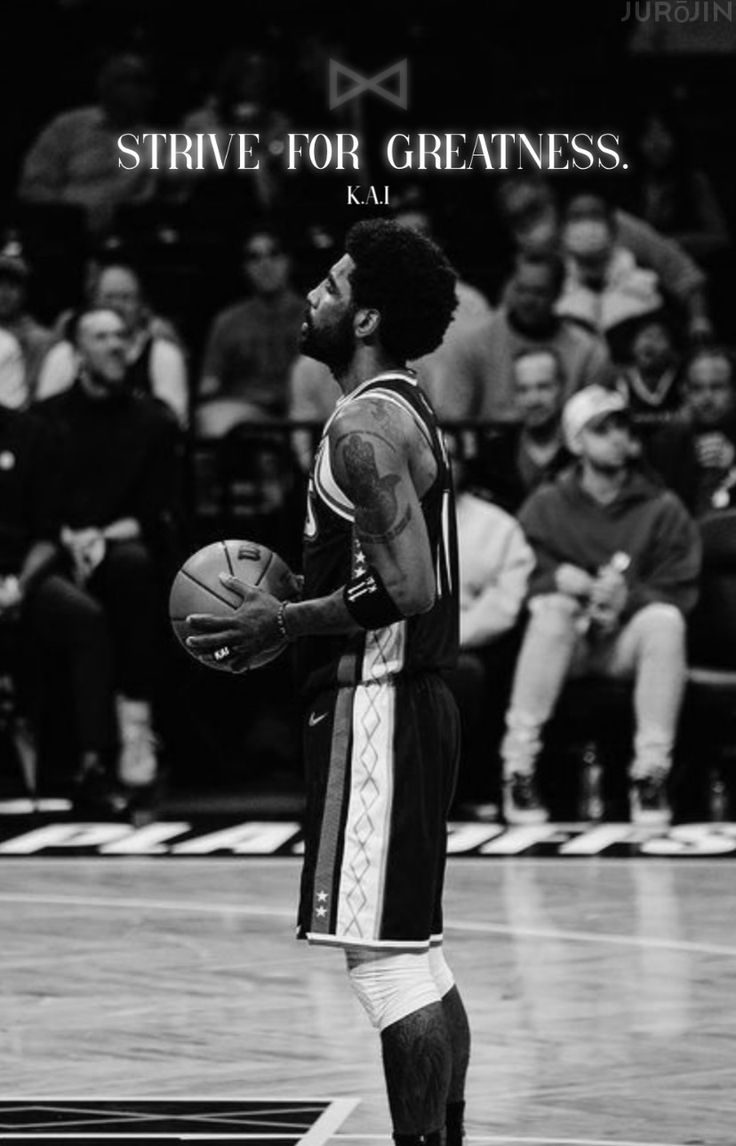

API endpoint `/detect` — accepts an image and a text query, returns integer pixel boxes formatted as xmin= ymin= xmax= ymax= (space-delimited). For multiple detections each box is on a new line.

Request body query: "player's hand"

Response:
xmin=695 ymin=433 xmax=735 ymax=471
xmin=555 ymin=564 xmax=594 ymax=600
xmin=185 ymin=574 xmax=283 ymax=662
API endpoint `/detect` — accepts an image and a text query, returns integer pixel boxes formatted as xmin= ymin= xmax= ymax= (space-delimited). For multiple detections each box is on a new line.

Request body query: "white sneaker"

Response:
xmin=116 ymin=697 xmax=158 ymax=787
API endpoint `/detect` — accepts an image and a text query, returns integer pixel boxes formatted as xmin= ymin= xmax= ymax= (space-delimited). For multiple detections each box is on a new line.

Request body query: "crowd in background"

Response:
xmin=0 ymin=5 xmax=734 ymax=822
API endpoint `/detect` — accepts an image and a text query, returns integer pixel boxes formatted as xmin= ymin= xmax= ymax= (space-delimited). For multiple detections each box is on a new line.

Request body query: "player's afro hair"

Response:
xmin=344 ymin=219 xmax=457 ymax=361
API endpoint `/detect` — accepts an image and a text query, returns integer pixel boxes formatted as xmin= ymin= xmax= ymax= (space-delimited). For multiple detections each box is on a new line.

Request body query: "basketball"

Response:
xmin=169 ymin=539 xmax=298 ymax=671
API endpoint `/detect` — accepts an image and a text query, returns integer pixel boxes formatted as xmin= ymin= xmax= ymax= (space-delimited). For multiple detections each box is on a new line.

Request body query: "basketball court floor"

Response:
xmin=1 ymin=853 xmax=735 ymax=1146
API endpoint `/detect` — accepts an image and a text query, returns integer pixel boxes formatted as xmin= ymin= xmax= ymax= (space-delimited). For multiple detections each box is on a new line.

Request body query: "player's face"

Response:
xmin=300 ymin=253 xmax=356 ymax=372
xmin=76 ymin=310 xmax=128 ymax=386
xmin=514 ymin=352 xmax=562 ymax=429
xmin=686 ymin=356 xmax=734 ymax=427
xmin=579 ymin=412 xmax=632 ymax=472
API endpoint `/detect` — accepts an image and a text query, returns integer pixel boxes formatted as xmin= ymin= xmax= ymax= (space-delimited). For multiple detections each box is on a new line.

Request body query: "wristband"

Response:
xmin=343 ymin=566 xmax=403 ymax=630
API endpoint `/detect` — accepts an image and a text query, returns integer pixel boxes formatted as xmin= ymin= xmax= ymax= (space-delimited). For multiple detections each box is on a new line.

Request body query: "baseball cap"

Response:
xmin=562 ymin=385 xmax=629 ymax=453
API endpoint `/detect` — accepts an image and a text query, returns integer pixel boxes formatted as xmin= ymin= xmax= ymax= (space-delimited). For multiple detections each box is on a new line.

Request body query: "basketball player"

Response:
xmin=187 ymin=220 xmax=469 ymax=1146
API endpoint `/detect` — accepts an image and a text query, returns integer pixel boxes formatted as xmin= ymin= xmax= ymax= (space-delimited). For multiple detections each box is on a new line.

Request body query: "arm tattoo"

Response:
xmin=339 ymin=432 xmax=412 ymax=543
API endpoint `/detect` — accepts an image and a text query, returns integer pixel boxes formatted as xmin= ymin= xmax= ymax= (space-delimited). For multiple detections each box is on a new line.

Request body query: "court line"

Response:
xmin=2 ymin=892 xmax=736 ymax=960
xmin=333 ymin=1137 xmax=687 ymax=1146
xmin=299 ymin=1098 xmax=360 ymax=1146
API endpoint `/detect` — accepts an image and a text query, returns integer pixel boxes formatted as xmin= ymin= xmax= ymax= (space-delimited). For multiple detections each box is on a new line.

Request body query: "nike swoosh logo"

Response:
xmin=309 ymin=711 xmax=328 ymax=727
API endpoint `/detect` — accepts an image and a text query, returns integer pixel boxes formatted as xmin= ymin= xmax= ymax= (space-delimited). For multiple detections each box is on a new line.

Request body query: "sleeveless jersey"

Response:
xmin=297 ymin=370 xmax=459 ymax=699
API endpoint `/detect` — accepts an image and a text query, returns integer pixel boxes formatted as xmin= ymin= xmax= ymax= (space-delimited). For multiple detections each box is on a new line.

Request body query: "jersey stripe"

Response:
xmin=314 ymin=443 xmax=354 ymax=522
xmin=335 ymin=678 xmax=396 ymax=942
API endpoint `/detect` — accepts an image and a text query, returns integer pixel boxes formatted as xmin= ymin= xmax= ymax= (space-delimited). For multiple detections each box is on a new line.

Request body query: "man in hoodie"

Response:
xmin=501 ymin=385 xmax=701 ymax=826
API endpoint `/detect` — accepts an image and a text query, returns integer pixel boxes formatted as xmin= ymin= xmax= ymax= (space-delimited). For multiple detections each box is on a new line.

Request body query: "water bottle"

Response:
xmin=709 ymin=767 xmax=728 ymax=822
xmin=580 ymin=741 xmax=604 ymax=822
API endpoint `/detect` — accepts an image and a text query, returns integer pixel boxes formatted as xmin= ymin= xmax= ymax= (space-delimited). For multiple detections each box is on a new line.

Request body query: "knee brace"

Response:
xmin=428 ymin=945 xmax=455 ymax=998
xmin=346 ymin=948 xmax=441 ymax=1032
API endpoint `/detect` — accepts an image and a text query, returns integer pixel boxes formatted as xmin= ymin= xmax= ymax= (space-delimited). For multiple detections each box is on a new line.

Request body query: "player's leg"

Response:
xmin=429 ymin=677 xmax=470 ymax=1145
xmin=345 ymin=946 xmax=451 ymax=1144
xmin=501 ymin=592 xmax=582 ymax=820
xmin=429 ymin=945 xmax=470 ymax=1146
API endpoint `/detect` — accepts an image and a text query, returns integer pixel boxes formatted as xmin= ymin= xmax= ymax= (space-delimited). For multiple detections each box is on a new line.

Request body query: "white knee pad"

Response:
xmin=428 ymin=945 xmax=455 ymax=998
xmin=346 ymin=948 xmax=441 ymax=1032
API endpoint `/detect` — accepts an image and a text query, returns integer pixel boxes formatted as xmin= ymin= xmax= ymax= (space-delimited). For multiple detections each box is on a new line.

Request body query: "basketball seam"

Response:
xmin=255 ymin=547 xmax=275 ymax=587
xmin=222 ymin=540 xmax=235 ymax=578
xmin=179 ymin=568 xmax=238 ymax=609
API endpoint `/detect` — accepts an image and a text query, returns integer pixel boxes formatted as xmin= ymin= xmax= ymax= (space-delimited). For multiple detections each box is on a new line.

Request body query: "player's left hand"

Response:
xmin=185 ymin=574 xmax=283 ymax=665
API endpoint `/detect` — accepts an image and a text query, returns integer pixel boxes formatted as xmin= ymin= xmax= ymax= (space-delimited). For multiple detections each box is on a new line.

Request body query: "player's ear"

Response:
xmin=354 ymin=307 xmax=380 ymax=341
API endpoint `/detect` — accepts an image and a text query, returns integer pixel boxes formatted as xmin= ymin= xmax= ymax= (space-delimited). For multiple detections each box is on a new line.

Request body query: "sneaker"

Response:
xmin=71 ymin=755 xmax=130 ymax=816
xmin=117 ymin=697 xmax=158 ymax=787
xmin=630 ymin=776 xmax=670 ymax=827
xmin=503 ymin=772 xmax=548 ymax=825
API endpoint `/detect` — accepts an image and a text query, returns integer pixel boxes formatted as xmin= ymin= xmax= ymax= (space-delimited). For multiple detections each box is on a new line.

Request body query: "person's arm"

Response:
xmin=17 ymin=117 xmax=68 ymax=203
xmin=125 ymin=413 xmax=182 ymax=549
xmin=615 ymin=208 xmax=713 ymax=340
xmin=198 ymin=316 xmax=229 ymax=399
xmin=620 ymin=494 xmax=702 ymax=619
xmin=149 ymin=339 xmax=189 ymax=428
xmin=34 ymin=340 xmax=76 ymax=403
xmin=186 ymin=397 xmax=436 ymax=664
xmin=101 ymin=518 xmax=141 ymax=542
xmin=460 ymin=518 xmax=535 ymax=649
xmin=17 ymin=540 xmax=57 ymax=594
xmin=517 ymin=491 xmax=593 ymax=601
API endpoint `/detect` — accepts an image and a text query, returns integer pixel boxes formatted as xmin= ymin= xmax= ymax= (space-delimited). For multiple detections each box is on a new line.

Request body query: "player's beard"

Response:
xmin=300 ymin=307 xmax=356 ymax=376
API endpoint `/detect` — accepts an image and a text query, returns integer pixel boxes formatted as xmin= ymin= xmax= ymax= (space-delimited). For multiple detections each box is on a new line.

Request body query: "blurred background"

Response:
xmin=0 ymin=0 xmax=734 ymax=826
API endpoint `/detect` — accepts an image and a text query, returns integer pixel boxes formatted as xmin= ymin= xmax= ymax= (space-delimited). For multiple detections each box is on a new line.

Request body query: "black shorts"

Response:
xmin=297 ymin=671 xmax=460 ymax=950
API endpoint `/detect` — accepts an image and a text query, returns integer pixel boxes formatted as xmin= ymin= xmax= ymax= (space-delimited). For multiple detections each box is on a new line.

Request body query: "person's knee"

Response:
xmin=102 ymin=541 xmax=156 ymax=596
xmin=105 ymin=540 xmax=152 ymax=576
xmin=345 ymin=948 xmax=441 ymax=1031
xmin=633 ymin=603 xmax=686 ymax=651
xmin=527 ymin=593 xmax=581 ymax=638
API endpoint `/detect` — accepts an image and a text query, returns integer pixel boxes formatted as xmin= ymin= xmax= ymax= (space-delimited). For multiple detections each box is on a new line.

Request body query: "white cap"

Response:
xmin=562 ymin=385 xmax=629 ymax=454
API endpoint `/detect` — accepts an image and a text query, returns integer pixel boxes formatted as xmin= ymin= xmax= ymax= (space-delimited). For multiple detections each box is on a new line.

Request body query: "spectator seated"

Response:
xmin=648 ymin=347 xmax=736 ymax=518
xmin=501 ymin=385 xmax=701 ymax=828
xmin=37 ymin=259 xmax=188 ymax=428
xmin=195 ymin=226 xmax=304 ymax=438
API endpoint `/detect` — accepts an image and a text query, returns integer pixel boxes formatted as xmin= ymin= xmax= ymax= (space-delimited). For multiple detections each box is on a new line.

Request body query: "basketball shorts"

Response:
xmin=297 ymin=671 xmax=461 ymax=950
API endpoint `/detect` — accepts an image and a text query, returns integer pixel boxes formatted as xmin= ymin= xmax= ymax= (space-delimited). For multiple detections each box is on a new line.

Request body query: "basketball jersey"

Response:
xmin=297 ymin=370 xmax=459 ymax=699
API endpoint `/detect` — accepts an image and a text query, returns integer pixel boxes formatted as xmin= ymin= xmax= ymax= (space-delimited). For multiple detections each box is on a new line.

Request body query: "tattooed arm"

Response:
xmin=186 ymin=397 xmax=435 ymax=662
xmin=328 ymin=400 xmax=435 ymax=615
